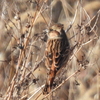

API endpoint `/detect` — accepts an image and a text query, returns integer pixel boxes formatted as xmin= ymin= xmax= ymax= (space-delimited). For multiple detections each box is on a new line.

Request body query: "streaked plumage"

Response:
xmin=43 ymin=23 xmax=70 ymax=94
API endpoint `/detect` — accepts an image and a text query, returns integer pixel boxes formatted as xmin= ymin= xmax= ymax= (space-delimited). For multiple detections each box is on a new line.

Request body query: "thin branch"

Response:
xmin=43 ymin=67 xmax=82 ymax=99
xmin=65 ymin=1 xmax=79 ymax=33
xmin=27 ymin=85 xmax=45 ymax=100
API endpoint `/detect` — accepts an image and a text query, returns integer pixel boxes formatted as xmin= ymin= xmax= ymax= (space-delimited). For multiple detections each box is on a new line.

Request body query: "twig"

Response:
xmin=89 ymin=12 xmax=100 ymax=32
xmin=82 ymin=10 xmax=100 ymax=29
xmin=43 ymin=67 xmax=82 ymax=99
xmin=65 ymin=1 xmax=79 ymax=33
xmin=27 ymin=85 xmax=45 ymax=100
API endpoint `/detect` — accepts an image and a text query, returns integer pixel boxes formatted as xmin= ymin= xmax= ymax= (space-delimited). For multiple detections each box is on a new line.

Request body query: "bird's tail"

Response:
xmin=43 ymin=66 xmax=56 ymax=94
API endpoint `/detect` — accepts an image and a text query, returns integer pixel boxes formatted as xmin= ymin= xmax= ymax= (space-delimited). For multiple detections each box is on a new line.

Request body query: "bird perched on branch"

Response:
xmin=43 ymin=23 xmax=70 ymax=94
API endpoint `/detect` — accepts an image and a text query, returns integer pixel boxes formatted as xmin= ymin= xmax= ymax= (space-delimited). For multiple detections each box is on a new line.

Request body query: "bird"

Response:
xmin=43 ymin=23 xmax=70 ymax=94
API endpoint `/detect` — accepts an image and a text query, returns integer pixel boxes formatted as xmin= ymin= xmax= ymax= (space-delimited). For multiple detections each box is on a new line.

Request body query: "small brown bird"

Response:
xmin=43 ymin=23 xmax=70 ymax=94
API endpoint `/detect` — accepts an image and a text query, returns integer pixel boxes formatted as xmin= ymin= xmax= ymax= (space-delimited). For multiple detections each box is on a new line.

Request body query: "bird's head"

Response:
xmin=47 ymin=23 xmax=64 ymax=39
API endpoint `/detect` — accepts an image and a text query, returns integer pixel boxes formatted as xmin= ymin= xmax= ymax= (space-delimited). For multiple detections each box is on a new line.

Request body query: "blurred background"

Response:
xmin=0 ymin=0 xmax=100 ymax=100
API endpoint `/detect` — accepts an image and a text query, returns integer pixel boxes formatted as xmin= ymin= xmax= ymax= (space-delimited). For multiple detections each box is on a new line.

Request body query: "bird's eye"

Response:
xmin=49 ymin=29 xmax=53 ymax=32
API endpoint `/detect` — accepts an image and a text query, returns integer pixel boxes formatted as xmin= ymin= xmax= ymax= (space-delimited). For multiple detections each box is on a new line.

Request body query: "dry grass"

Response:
xmin=0 ymin=0 xmax=100 ymax=100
